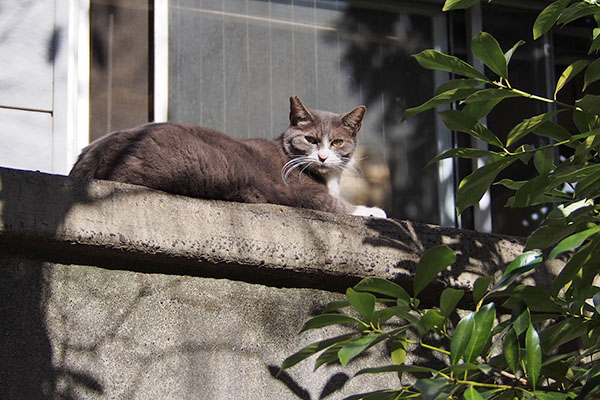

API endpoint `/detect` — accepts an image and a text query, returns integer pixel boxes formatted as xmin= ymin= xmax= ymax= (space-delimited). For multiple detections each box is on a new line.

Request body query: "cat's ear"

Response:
xmin=342 ymin=106 xmax=366 ymax=135
xmin=289 ymin=96 xmax=314 ymax=127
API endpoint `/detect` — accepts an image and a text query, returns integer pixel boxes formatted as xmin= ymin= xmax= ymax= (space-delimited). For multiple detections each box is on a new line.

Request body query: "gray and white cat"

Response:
xmin=70 ymin=96 xmax=386 ymax=218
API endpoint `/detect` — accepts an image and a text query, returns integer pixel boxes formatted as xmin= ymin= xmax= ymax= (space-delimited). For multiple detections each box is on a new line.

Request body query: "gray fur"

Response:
xmin=70 ymin=96 xmax=383 ymax=216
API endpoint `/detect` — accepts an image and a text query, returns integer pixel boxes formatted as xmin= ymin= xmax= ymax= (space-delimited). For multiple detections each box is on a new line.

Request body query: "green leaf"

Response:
xmin=512 ymin=174 xmax=552 ymax=208
xmin=390 ymin=332 xmax=407 ymax=366
xmin=413 ymin=245 xmax=456 ymax=297
xmin=313 ymin=344 xmax=344 ymax=370
xmin=507 ymin=111 xmax=562 ymax=147
xmin=338 ymin=334 xmax=383 ymax=367
xmin=494 ymin=178 xmax=526 ymax=190
xmin=541 ymin=317 xmax=589 ymax=353
xmin=557 ymin=2 xmax=599 ymax=26
xmin=440 ymin=288 xmax=465 ymax=317
xmin=580 ymin=372 xmax=600 ymax=400
xmin=426 ymin=148 xmax=499 ymax=168
xmin=512 ymin=305 xmax=531 ymax=336
xmin=413 ymin=49 xmax=489 ymax=81
xmin=525 ymin=323 xmax=542 ymax=391
xmin=439 ymin=109 xmax=504 ymax=148
xmin=532 ymin=120 xmax=572 ymax=142
xmin=473 ymin=276 xmax=492 ymax=304
xmin=549 ymin=225 xmax=600 ymax=260
xmin=471 ymin=32 xmax=508 ymax=79
xmin=525 ymin=223 xmax=576 ymax=251
xmin=279 ymin=332 xmax=356 ymax=371
xmin=354 ymin=277 xmax=411 ymax=303
xmin=464 ymin=386 xmax=485 ymax=400
xmin=322 ymin=300 xmax=350 ymax=313
xmin=585 ymin=58 xmax=600 ymax=91
xmin=435 ymin=78 xmax=482 ymax=96
xmin=590 ymin=34 xmax=600 ymax=55
xmin=355 ymin=364 xmax=439 ymax=376
xmin=533 ymin=147 xmax=554 ymax=175
xmin=422 ymin=309 xmax=447 ymax=332
xmin=577 ymin=169 xmax=600 ymax=198
xmin=300 ymin=313 xmax=365 ymax=332
xmin=414 ymin=378 xmax=451 ymax=400
xmin=345 ymin=390 xmax=403 ymax=400
xmin=456 ymin=158 xmax=517 ymax=215
xmin=533 ymin=0 xmax=571 ymax=40
xmin=505 ymin=40 xmax=526 ymax=65
xmin=403 ymin=88 xmax=477 ymax=120
xmin=346 ymin=288 xmax=376 ymax=323
xmin=504 ymin=328 xmax=521 ymax=374
xmin=554 ymin=60 xmax=589 ymax=99
xmin=489 ymin=251 xmax=543 ymax=294
xmin=461 ymin=88 xmax=522 ymax=104
xmin=464 ymin=303 xmax=496 ymax=363
xmin=451 ymin=312 xmax=475 ymax=365
xmin=463 ymin=97 xmax=504 ymax=120
xmin=552 ymin=241 xmax=598 ymax=295
xmin=442 ymin=0 xmax=480 ymax=11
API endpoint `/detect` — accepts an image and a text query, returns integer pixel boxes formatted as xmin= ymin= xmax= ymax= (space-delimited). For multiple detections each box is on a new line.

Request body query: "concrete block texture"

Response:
xmin=0 ymin=167 xmax=563 ymax=399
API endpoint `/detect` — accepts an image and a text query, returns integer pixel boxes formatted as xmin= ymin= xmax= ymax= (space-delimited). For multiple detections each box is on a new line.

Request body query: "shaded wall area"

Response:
xmin=0 ymin=167 xmax=563 ymax=399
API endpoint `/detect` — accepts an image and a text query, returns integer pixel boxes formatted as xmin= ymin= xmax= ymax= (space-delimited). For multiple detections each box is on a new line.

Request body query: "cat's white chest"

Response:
xmin=326 ymin=178 xmax=340 ymax=197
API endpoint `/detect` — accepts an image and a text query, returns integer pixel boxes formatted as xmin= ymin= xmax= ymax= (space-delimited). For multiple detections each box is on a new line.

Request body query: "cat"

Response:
xmin=69 ymin=96 xmax=386 ymax=218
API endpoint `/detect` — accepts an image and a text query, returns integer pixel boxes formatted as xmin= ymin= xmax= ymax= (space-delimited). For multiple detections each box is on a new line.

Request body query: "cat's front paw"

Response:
xmin=352 ymin=205 xmax=387 ymax=219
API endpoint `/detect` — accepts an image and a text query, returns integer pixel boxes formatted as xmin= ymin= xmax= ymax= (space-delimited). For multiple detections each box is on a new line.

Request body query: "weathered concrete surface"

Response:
xmin=0 ymin=167 xmax=563 ymax=399
xmin=0 ymin=167 xmax=560 ymax=296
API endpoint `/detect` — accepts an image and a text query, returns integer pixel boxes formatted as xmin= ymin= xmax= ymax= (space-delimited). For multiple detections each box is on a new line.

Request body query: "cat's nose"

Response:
xmin=318 ymin=152 xmax=328 ymax=162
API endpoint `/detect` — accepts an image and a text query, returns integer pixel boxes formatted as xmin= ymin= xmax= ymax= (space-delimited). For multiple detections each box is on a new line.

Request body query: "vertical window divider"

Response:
xmin=154 ymin=0 xmax=169 ymax=122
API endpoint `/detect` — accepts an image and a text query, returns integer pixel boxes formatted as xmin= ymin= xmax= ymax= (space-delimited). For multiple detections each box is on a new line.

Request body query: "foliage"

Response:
xmin=280 ymin=1 xmax=600 ymax=399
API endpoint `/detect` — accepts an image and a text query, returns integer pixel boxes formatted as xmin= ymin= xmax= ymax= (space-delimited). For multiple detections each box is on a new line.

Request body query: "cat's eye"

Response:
xmin=305 ymin=136 xmax=318 ymax=145
xmin=331 ymin=139 xmax=344 ymax=147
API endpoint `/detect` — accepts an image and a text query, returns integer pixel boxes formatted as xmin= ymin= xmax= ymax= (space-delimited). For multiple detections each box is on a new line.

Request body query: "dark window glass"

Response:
xmin=168 ymin=0 xmax=444 ymax=224
xmin=90 ymin=0 xmax=153 ymax=141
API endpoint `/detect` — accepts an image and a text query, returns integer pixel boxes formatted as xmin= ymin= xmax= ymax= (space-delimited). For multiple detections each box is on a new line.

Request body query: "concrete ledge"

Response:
xmin=0 ymin=167 xmax=560 ymax=296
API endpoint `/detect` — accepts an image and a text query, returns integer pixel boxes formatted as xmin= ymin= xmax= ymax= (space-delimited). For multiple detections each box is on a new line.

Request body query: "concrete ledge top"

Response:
xmin=0 ymin=167 xmax=560 ymax=296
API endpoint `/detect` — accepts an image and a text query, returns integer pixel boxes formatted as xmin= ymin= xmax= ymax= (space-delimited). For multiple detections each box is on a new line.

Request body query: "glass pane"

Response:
xmin=169 ymin=0 xmax=443 ymax=224
xmin=90 ymin=0 xmax=153 ymax=142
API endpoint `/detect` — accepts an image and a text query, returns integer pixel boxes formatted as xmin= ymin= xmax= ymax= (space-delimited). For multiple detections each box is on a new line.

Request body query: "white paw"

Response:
xmin=352 ymin=205 xmax=387 ymax=218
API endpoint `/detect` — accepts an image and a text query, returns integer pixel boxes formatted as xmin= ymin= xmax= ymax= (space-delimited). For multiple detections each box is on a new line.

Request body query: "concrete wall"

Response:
xmin=0 ymin=167 xmax=561 ymax=399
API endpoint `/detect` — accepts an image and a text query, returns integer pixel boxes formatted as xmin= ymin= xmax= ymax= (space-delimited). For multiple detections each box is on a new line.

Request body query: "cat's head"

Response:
xmin=281 ymin=96 xmax=365 ymax=181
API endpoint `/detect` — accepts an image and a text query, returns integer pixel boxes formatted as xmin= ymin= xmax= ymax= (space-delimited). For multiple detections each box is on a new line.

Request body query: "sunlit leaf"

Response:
xmin=505 ymin=40 xmax=526 ymax=65
xmin=462 ymin=97 xmax=504 ymax=120
xmin=426 ymin=148 xmax=499 ymax=168
xmin=440 ymin=288 xmax=465 ymax=317
xmin=440 ymin=109 xmax=504 ymax=148
xmin=507 ymin=111 xmax=562 ymax=147
xmin=300 ymin=314 xmax=365 ymax=332
xmin=555 ymin=60 xmax=589 ymax=99
xmin=450 ymin=312 xmax=475 ymax=365
xmin=355 ymin=364 xmax=439 ymax=376
xmin=473 ymin=276 xmax=492 ymax=304
xmin=390 ymin=332 xmax=407 ymax=366
xmin=322 ymin=300 xmax=351 ymax=313
xmin=533 ymin=0 xmax=571 ymax=40
xmin=472 ymin=32 xmax=508 ymax=79
xmin=413 ymin=245 xmax=456 ymax=297
xmin=338 ymin=334 xmax=384 ymax=367
xmin=435 ymin=78 xmax=482 ymax=95
xmin=489 ymin=252 xmax=542 ymax=294
xmin=557 ymin=2 xmax=599 ymax=26
xmin=403 ymin=88 xmax=477 ymax=120
xmin=354 ymin=277 xmax=411 ymax=303
xmin=345 ymin=390 xmax=403 ymax=400
xmin=464 ymin=303 xmax=496 ymax=363
xmin=422 ymin=309 xmax=446 ymax=332
xmin=456 ymin=158 xmax=517 ymax=215
xmin=525 ymin=323 xmax=542 ymax=390
xmin=552 ymin=241 xmax=597 ymax=295
xmin=442 ymin=0 xmax=480 ymax=11
xmin=549 ymin=225 xmax=600 ymax=260
xmin=279 ymin=332 xmax=356 ymax=372
xmin=346 ymin=288 xmax=376 ymax=323
xmin=461 ymin=88 xmax=521 ymax=104
xmin=413 ymin=49 xmax=489 ymax=81
xmin=464 ymin=386 xmax=485 ymax=400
